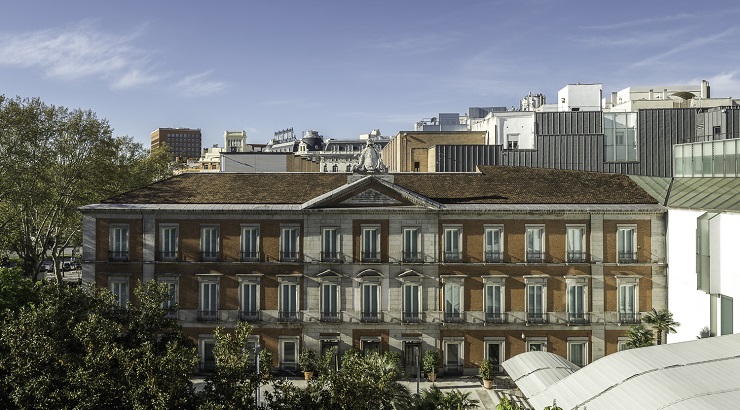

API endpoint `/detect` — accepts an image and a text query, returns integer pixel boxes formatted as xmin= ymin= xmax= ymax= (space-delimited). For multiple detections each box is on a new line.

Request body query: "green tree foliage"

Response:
xmin=0 ymin=280 xmax=197 ymax=409
xmin=0 ymin=267 xmax=37 ymax=316
xmin=626 ymin=324 xmax=655 ymax=348
xmin=643 ymin=308 xmax=680 ymax=345
xmin=414 ymin=385 xmax=480 ymax=410
xmin=0 ymin=95 xmax=176 ymax=281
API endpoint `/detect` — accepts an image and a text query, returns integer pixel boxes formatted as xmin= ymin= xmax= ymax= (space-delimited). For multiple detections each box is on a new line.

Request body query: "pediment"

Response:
xmin=302 ymin=176 xmax=440 ymax=209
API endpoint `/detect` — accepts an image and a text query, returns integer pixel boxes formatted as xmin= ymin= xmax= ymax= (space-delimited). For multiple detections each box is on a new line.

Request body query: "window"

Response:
xmin=403 ymin=228 xmax=422 ymax=262
xmin=485 ymin=339 xmax=505 ymax=373
xmin=321 ymin=283 xmax=339 ymax=322
xmin=526 ymin=337 xmax=547 ymax=352
xmin=158 ymin=278 xmax=178 ymax=318
xmin=526 ymin=226 xmax=545 ymax=263
xmin=279 ymin=338 xmax=298 ymax=372
xmin=618 ymin=338 xmax=631 ymax=352
xmin=484 ymin=277 xmax=506 ymax=323
xmin=361 ymin=283 xmax=380 ymax=322
xmin=332 ymin=164 xmax=338 ymax=172
xmin=200 ymin=339 xmax=216 ymax=371
xmin=109 ymin=225 xmax=129 ymax=261
xmin=506 ymin=134 xmax=519 ymax=150
xmin=444 ymin=340 xmax=464 ymax=375
xmin=321 ymin=228 xmax=340 ymax=262
xmin=160 ymin=225 xmax=178 ymax=260
xmin=568 ymin=340 xmax=588 ymax=367
xmin=280 ymin=226 xmax=299 ymax=262
xmin=444 ymin=279 xmax=463 ymax=323
xmin=525 ymin=276 xmax=547 ymax=324
xmin=200 ymin=226 xmax=219 ymax=261
xmin=361 ymin=338 xmax=380 ymax=355
xmin=403 ymin=283 xmax=421 ymax=323
xmin=566 ymin=225 xmax=586 ymax=263
xmin=604 ymin=112 xmax=638 ymax=162
xmin=618 ymin=278 xmax=639 ymax=324
xmin=110 ymin=278 xmax=129 ymax=308
xmin=199 ymin=277 xmax=219 ymax=321
xmin=361 ymin=226 xmax=380 ymax=262
xmin=617 ymin=226 xmax=637 ymax=263
xmin=567 ymin=277 xmax=589 ymax=324
xmin=443 ymin=226 xmax=462 ymax=262
xmin=279 ymin=281 xmax=299 ymax=322
xmin=484 ymin=226 xmax=503 ymax=263
xmin=241 ymin=226 xmax=260 ymax=261
xmin=238 ymin=275 xmax=260 ymax=322
xmin=413 ymin=161 xmax=420 ymax=172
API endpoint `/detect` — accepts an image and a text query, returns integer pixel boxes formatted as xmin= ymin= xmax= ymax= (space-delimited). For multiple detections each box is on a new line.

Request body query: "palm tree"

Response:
xmin=626 ymin=324 xmax=655 ymax=349
xmin=643 ymin=308 xmax=680 ymax=345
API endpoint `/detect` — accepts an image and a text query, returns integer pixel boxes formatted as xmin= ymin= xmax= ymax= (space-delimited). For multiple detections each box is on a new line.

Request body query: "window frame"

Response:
xmin=566 ymin=276 xmax=589 ymax=324
xmin=443 ymin=225 xmax=462 ymax=262
xmin=361 ymin=281 xmax=381 ymax=322
xmin=443 ymin=338 xmax=464 ymax=375
xmin=109 ymin=276 xmax=129 ymax=308
xmin=279 ymin=336 xmax=299 ymax=372
xmin=483 ymin=276 xmax=507 ymax=323
xmin=199 ymin=337 xmax=216 ymax=371
xmin=280 ymin=225 xmax=300 ymax=262
xmin=484 ymin=338 xmax=505 ymax=373
xmin=617 ymin=276 xmax=640 ymax=323
xmin=109 ymin=224 xmax=130 ymax=261
xmin=525 ymin=225 xmax=545 ymax=263
xmin=402 ymin=227 xmax=422 ymax=262
xmin=442 ymin=276 xmax=464 ymax=323
xmin=617 ymin=225 xmax=637 ymax=263
xmin=200 ymin=225 xmax=220 ymax=261
xmin=278 ymin=278 xmax=299 ymax=322
xmin=240 ymin=225 xmax=260 ymax=262
xmin=159 ymin=224 xmax=179 ymax=261
xmin=566 ymin=225 xmax=586 ymax=263
xmin=321 ymin=227 xmax=341 ymax=262
xmin=402 ymin=282 xmax=421 ymax=323
xmin=361 ymin=225 xmax=381 ymax=263
xmin=237 ymin=274 xmax=261 ymax=321
xmin=320 ymin=282 xmax=340 ymax=322
xmin=484 ymin=225 xmax=503 ymax=263
xmin=526 ymin=337 xmax=547 ymax=352
xmin=525 ymin=276 xmax=548 ymax=324
xmin=197 ymin=274 xmax=221 ymax=321
xmin=567 ymin=338 xmax=588 ymax=367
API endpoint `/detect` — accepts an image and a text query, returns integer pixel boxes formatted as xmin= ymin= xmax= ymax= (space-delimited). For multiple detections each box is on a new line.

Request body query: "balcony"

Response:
xmin=200 ymin=251 xmax=219 ymax=262
xmin=619 ymin=312 xmax=641 ymax=324
xmin=240 ymin=251 xmax=261 ymax=262
xmin=567 ymin=312 xmax=591 ymax=325
xmin=361 ymin=252 xmax=381 ymax=263
xmin=239 ymin=310 xmax=260 ymax=322
xmin=526 ymin=251 xmax=544 ymax=263
xmin=443 ymin=311 xmax=464 ymax=323
xmin=526 ymin=312 xmax=549 ymax=324
xmin=158 ymin=251 xmax=179 ymax=261
xmin=320 ymin=311 xmax=341 ymax=323
xmin=198 ymin=310 xmax=219 ymax=322
xmin=618 ymin=252 xmax=638 ymax=264
xmin=321 ymin=252 xmax=342 ymax=263
xmin=280 ymin=251 xmax=300 ymax=262
xmin=361 ymin=311 xmax=382 ymax=323
xmin=402 ymin=252 xmax=424 ymax=263
xmin=108 ymin=250 xmax=129 ymax=262
xmin=402 ymin=312 xmax=422 ymax=323
xmin=443 ymin=251 xmax=461 ymax=263
xmin=485 ymin=251 xmax=502 ymax=263
xmin=278 ymin=311 xmax=300 ymax=323
xmin=567 ymin=251 xmax=587 ymax=263
xmin=485 ymin=312 xmax=508 ymax=324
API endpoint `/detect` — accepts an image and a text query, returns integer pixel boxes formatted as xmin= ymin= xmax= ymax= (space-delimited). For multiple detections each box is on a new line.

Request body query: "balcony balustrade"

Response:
xmin=485 ymin=312 xmax=507 ymax=324
xmin=618 ymin=252 xmax=638 ymax=264
xmin=198 ymin=310 xmax=219 ymax=322
xmin=240 ymin=251 xmax=260 ymax=262
xmin=567 ymin=251 xmax=587 ymax=263
xmin=108 ymin=251 xmax=129 ymax=261
xmin=526 ymin=312 xmax=549 ymax=324
xmin=485 ymin=251 xmax=502 ymax=263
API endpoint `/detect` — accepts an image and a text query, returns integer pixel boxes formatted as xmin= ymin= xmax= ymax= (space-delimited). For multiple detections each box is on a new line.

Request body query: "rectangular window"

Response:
xmin=321 ymin=228 xmax=340 ymax=262
xmin=484 ymin=227 xmax=503 ymax=263
xmin=201 ymin=339 xmax=216 ymax=371
xmin=618 ymin=284 xmax=638 ymax=323
xmin=361 ymin=226 xmax=380 ymax=262
xmin=321 ymin=283 xmax=339 ymax=322
xmin=199 ymin=282 xmax=218 ymax=321
xmin=110 ymin=280 xmax=128 ymax=307
xmin=110 ymin=226 xmax=129 ymax=261
xmin=721 ymin=295 xmax=734 ymax=336
xmin=280 ymin=339 xmax=298 ymax=371
xmin=568 ymin=342 xmax=587 ymax=367
xmin=604 ymin=112 xmax=638 ymax=162
xmin=618 ymin=226 xmax=637 ymax=263
xmin=241 ymin=283 xmax=259 ymax=321
xmin=279 ymin=283 xmax=298 ymax=322
xmin=444 ymin=282 xmax=462 ymax=322
xmin=527 ymin=284 xmax=545 ymax=323
xmin=362 ymin=283 xmax=379 ymax=322
xmin=280 ymin=227 xmax=299 ymax=261
xmin=485 ymin=341 xmax=504 ymax=373
xmin=526 ymin=339 xmax=546 ymax=352
xmin=444 ymin=342 xmax=463 ymax=375
xmin=362 ymin=339 xmax=380 ymax=355
xmin=485 ymin=284 xmax=504 ymax=323
xmin=160 ymin=225 xmax=178 ymax=260
xmin=200 ymin=226 xmax=219 ymax=261
xmin=526 ymin=226 xmax=544 ymax=263
xmin=403 ymin=284 xmax=421 ymax=323
xmin=161 ymin=281 xmax=177 ymax=316
xmin=566 ymin=226 xmax=586 ymax=263
xmin=568 ymin=284 xmax=586 ymax=323
xmin=241 ymin=226 xmax=260 ymax=261
xmin=403 ymin=228 xmax=421 ymax=262
xmin=444 ymin=227 xmax=462 ymax=262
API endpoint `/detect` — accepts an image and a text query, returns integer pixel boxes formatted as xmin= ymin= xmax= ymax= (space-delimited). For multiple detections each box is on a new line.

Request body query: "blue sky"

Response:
xmin=1 ymin=1 xmax=739 ymax=148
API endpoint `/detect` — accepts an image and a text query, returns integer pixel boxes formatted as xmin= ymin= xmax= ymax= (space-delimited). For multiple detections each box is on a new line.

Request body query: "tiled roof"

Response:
xmin=101 ymin=166 xmax=658 ymax=205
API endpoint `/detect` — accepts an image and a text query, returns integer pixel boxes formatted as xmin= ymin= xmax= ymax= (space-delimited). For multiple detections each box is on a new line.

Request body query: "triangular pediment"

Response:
xmin=302 ymin=176 xmax=441 ymax=209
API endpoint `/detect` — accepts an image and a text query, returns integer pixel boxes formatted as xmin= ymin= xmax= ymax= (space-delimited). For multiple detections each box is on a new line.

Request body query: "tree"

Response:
xmin=0 ymin=280 xmax=198 ymax=409
xmin=0 ymin=267 xmax=37 ymax=317
xmin=413 ymin=385 xmax=479 ymax=410
xmin=643 ymin=308 xmax=680 ymax=345
xmin=625 ymin=324 xmax=655 ymax=349
xmin=0 ymin=95 xmax=176 ymax=281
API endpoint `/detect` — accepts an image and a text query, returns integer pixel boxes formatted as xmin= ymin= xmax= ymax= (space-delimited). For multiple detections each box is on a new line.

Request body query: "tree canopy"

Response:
xmin=643 ymin=308 xmax=680 ymax=345
xmin=0 ymin=95 xmax=176 ymax=281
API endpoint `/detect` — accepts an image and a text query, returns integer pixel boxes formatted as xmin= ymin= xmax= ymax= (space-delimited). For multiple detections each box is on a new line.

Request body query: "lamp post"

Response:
xmin=415 ymin=346 xmax=420 ymax=396
xmin=255 ymin=343 xmax=261 ymax=407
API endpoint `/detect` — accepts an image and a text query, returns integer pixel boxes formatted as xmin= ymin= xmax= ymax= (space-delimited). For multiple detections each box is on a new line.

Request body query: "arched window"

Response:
xmin=332 ymin=164 xmax=339 ymax=172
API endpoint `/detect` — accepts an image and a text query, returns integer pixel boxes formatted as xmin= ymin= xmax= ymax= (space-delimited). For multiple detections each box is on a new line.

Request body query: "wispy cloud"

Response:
xmin=573 ymin=29 xmax=682 ymax=47
xmin=174 ymin=71 xmax=227 ymax=97
xmin=630 ymin=28 xmax=736 ymax=67
xmin=580 ymin=13 xmax=693 ymax=30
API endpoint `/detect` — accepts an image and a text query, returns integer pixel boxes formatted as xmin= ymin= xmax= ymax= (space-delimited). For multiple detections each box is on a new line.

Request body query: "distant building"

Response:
xmin=224 ymin=130 xmax=250 ymax=153
xmin=151 ymin=127 xmax=202 ymax=161
xmin=318 ymin=130 xmax=390 ymax=173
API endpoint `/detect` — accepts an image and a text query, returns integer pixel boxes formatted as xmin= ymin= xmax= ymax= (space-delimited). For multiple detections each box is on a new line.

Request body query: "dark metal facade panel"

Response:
xmin=536 ymin=111 xmax=603 ymax=135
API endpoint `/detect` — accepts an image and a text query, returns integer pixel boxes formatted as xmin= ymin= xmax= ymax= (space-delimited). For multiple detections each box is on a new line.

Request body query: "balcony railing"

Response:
xmin=403 ymin=312 xmax=422 ymax=323
xmin=361 ymin=311 xmax=381 ymax=323
xmin=278 ymin=311 xmax=300 ymax=323
xmin=200 ymin=251 xmax=219 ymax=262
xmin=526 ymin=312 xmax=549 ymax=324
xmin=618 ymin=252 xmax=638 ymax=264
xmin=444 ymin=251 xmax=461 ymax=263
xmin=280 ymin=251 xmax=300 ymax=262
xmin=526 ymin=251 xmax=544 ymax=263
xmin=240 ymin=251 xmax=261 ymax=262
xmin=321 ymin=252 xmax=342 ymax=263
xmin=108 ymin=250 xmax=129 ymax=261
xmin=402 ymin=252 xmax=423 ymax=263
xmin=567 ymin=312 xmax=591 ymax=325
xmin=443 ymin=311 xmax=464 ymax=323
xmin=485 ymin=251 xmax=502 ymax=263
xmin=567 ymin=251 xmax=587 ymax=263
xmin=198 ymin=310 xmax=219 ymax=322
xmin=158 ymin=251 xmax=179 ymax=261
xmin=361 ymin=252 xmax=381 ymax=263
xmin=239 ymin=310 xmax=260 ymax=322
xmin=320 ymin=311 xmax=341 ymax=322
xmin=444 ymin=364 xmax=463 ymax=376
xmin=619 ymin=312 xmax=641 ymax=324
xmin=485 ymin=311 xmax=507 ymax=324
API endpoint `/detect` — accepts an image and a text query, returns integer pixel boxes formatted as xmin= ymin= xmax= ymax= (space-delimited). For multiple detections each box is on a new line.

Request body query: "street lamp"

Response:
xmin=255 ymin=343 xmax=261 ymax=407
xmin=415 ymin=346 xmax=420 ymax=396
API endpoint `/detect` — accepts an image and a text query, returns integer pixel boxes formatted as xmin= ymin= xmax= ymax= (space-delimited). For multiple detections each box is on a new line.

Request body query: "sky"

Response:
xmin=1 ymin=1 xmax=740 ymax=148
